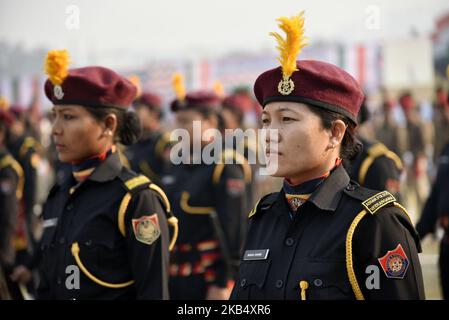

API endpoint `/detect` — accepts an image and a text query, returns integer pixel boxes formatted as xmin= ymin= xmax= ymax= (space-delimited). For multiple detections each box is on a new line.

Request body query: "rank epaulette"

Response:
xmin=361 ymin=190 xmax=396 ymax=214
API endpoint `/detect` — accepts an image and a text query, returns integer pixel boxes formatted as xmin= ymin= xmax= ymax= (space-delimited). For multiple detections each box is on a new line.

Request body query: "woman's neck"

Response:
xmin=288 ymin=157 xmax=340 ymax=186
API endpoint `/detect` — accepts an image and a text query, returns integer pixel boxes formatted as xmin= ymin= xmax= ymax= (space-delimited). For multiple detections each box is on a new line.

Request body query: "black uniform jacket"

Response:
xmin=231 ymin=165 xmax=424 ymax=300
xmin=37 ymin=152 xmax=170 ymax=300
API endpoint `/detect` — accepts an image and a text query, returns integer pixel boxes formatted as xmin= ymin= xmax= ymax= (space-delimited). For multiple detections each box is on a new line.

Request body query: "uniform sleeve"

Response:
xmin=416 ymin=183 xmax=439 ymax=238
xmin=364 ymin=157 xmax=401 ymax=199
xmin=0 ymin=169 xmax=18 ymax=266
xmin=22 ymin=148 xmax=38 ymax=220
xmin=211 ymin=164 xmax=247 ymax=287
xmin=352 ymin=207 xmax=425 ymax=300
xmin=124 ymin=188 xmax=170 ymax=299
xmin=416 ymin=147 xmax=449 ymax=238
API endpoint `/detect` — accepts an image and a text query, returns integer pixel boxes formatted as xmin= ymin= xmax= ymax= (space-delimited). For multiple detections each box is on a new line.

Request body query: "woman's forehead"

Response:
xmin=263 ymin=102 xmax=309 ymax=114
xmin=52 ymin=104 xmax=83 ymax=112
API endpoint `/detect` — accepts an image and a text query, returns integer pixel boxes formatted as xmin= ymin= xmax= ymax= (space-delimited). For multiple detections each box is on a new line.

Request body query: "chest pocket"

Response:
xmin=76 ymin=225 xmax=125 ymax=266
xmin=235 ymin=260 xmax=271 ymax=299
xmin=298 ymin=261 xmax=353 ymax=300
xmin=71 ymin=225 xmax=132 ymax=289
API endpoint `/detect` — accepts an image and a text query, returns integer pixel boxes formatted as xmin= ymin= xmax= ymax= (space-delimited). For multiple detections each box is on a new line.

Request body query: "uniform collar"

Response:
xmin=273 ymin=165 xmax=350 ymax=216
xmin=306 ymin=165 xmax=350 ymax=212
xmin=58 ymin=151 xmax=123 ymax=189
xmin=87 ymin=151 xmax=123 ymax=182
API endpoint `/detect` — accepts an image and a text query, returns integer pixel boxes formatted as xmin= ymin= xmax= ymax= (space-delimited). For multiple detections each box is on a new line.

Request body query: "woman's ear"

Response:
xmin=204 ymin=114 xmax=218 ymax=130
xmin=328 ymin=119 xmax=347 ymax=149
xmin=103 ymin=113 xmax=118 ymax=137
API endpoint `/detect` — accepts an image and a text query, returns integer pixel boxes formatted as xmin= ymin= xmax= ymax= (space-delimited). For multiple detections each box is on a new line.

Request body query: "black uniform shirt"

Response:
xmin=231 ymin=165 xmax=424 ymax=300
xmin=37 ymin=152 xmax=170 ymax=300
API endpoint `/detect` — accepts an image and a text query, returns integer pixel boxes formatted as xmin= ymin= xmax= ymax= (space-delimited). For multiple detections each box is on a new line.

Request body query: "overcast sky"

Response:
xmin=1 ymin=0 xmax=448 ymax=60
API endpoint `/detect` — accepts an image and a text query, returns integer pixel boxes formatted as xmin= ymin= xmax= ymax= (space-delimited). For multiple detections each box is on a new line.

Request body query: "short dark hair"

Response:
xmin=306 ymin=105 xmax=362 ymax=160
xmin=84 ymin=106 xmax=142 ymax=145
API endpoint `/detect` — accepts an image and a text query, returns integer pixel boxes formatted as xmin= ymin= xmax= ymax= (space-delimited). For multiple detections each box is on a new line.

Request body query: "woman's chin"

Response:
xmin=57 ymin=152 xmax=72 ymax=163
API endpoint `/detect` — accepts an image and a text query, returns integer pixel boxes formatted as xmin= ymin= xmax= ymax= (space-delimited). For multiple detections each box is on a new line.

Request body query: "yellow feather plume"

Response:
xmin=269 ymin=11 xmax=308 ymax=78
xmin=446 ymin=64 xmax=449 ymax=80
xmin=0 ymin=96 xmax=9 ymax=111
xmin=172 ymin=73 xmax=186 ymax=102
xmin=213 ymin=80 xmax=225 ymax=98
xmin=128 ymin=75 xmax=142 ymax=98
xmin=44 ymin=50 xmax=70 ymax=86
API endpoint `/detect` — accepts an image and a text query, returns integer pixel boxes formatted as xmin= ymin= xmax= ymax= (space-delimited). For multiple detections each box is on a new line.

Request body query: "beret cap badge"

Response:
xmin=53 ymin=85 xmax=64 ymax=100
xmin=278 ymin=75 xmax=295 ymax=96
xmin=45 ymin=49 xmax=70 ymax=100
xmin=269 ymin=11 xmax=308 ymax=96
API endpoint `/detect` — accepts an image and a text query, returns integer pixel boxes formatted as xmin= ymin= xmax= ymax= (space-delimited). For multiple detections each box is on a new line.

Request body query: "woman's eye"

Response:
xmin=282 ymin=117 xmax=294 ymax=122
xmin=261 ymin=118 xmax=270 ymax=125
xmin=63 ymin=114 xmax=75 ymax=120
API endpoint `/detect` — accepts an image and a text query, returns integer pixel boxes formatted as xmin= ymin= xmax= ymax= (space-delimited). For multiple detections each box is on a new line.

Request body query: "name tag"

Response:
xmin=243 ymin=249 xmax=269 ymax=261
xmin=42 ymin=218 xmax=58 ymax=229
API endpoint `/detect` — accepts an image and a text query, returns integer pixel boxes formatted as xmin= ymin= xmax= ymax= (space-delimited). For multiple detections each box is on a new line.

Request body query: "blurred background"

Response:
xmin=1 ymin=0 xmax=449 ymax=299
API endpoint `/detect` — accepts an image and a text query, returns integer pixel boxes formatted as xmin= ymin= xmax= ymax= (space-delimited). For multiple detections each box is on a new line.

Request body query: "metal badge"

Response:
xmin=54 ymin=85 xmax=64 ymax=100
xmin=277 ymin=75 xmax=295 ymax=95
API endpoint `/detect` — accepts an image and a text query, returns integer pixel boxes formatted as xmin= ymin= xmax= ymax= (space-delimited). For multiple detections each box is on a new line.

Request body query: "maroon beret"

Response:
xmin=9 ymin=104 xmax=26 ymax=117
xmin=0 ymin=109 xmax=15 ymax=127
xmin=170 ymin=90 xmax=222 ymax=112
xmin=45 ymin=66 xmax=137 ymax=109
xmin=134 ymin=92 xmax=162 ymax=110
xmin=223 ymin=93 xmax=258 ymax=114
xmin=399 ymin=93 xmax=415 ymax=112
xmin=254 ymin=60 xmax=364 ymax=124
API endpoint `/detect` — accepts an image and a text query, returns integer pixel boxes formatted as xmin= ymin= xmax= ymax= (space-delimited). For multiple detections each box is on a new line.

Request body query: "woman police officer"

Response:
xmin=231 ymin=12 xmax=424 ymax=300
xmin=36 ymin=50 xmax=176 ymax=299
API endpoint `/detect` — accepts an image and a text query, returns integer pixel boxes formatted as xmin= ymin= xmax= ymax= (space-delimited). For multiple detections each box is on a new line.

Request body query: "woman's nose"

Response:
xmin=264 ymin=128 xmax=279 ymax=144
xmin=52 ymin=118 xmax=62 ymax=136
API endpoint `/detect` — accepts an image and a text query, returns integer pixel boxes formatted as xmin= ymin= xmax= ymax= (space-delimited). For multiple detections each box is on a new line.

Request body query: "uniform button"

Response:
xmin=345 ymin=185 xmax=355 ymax=191
xmin=85 ymin=240 xmax=92 ymax=246
xmin=314 ymin=279 xmax=323 ymax=287
xmin=285 ymin=237 xmax=294 ymax=247
xmin=40 ymin=244 xmax=47 ymax=251
xmin=66 ymin=203 xmax=74 ymax=210
xmin=275 ymin=280 xmax=283 ymax=288
xmin=59 ymin=237 xmax=66 ymax=244
xmin=240 ymin=279 xmax=247 ymax=287
xmin=57 ymin=278 xmax=62 ymax=285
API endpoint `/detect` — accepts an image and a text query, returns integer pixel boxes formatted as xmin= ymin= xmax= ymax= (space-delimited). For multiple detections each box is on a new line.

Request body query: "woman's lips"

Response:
xmin=55 ymin=144 xmax=66 ymax=150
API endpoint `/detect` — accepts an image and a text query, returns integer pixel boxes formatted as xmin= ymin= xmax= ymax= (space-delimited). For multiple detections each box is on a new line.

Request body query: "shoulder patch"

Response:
xmin=249 ymin=192 xmax=278 ymax=218
xmin=362 ymin=190 xmax=396 ymax=214
xmin=378 ymin=244 xmax=409 ymax=279
xmin=132 ymin=213 xmax=161 ymax=245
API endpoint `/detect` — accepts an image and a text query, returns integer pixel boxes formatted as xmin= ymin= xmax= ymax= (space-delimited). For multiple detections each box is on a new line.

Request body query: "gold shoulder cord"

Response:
xmin=71 ymin=176 xmax=179 ymax=289
xmin=70 ymin=243 xmax=134 ymax=289
xmin=0 ymin=155 xmax=24 ymax=199
xmin=180 ymin=191 xmax=214 ymax=215
xmin=212 ymin=149 xmax=252 ymax=185
xmin=345 ymin=209 xmax=368 ymax=300
xmin=359 ymin=143 xmax=403 ymax=185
